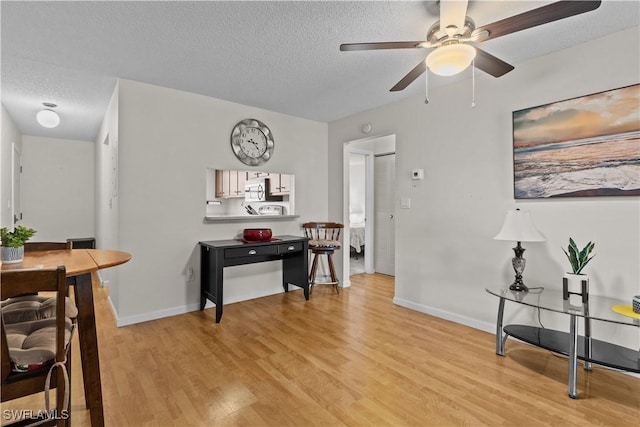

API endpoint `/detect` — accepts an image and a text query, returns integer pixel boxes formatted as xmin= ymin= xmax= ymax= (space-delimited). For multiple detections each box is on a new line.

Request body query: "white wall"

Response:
xmin=2 ymin=106 xmax=95 ymax=241
xmin=111 ymin=79 xmax=328 ymax=325
xmin=328 ymin=27 xmax=640 ymax=348
xmin=94 ymin=82 xmax=120 ymax=307
xmin=1 ymin=105 xmax=22 ymax=229
xmin=95 ymin=81 xmax=119 ymax=252
xmin=20 ymin=135 xmax=94 ymax=241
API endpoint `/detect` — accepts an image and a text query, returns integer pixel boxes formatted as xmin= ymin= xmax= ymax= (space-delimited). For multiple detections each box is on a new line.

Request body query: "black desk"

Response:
xmin=199 ymin=235 xmax=309 ymax=323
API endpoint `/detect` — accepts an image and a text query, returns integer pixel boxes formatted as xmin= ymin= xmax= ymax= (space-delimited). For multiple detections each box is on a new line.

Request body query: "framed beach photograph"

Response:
xmin=512 ymin=84 xmax=640 ymax=198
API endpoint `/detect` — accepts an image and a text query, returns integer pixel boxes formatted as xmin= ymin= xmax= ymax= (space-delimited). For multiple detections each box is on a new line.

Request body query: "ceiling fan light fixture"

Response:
xmin=426 ymin=43 xmax=476 ymax=76
xmin=36 ymin=103 xmax=60 ymax=128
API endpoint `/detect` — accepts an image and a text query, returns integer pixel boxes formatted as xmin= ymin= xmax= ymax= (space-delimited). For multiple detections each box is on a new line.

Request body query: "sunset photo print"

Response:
xmin=512 ymin=84 xmax=640 ymax=198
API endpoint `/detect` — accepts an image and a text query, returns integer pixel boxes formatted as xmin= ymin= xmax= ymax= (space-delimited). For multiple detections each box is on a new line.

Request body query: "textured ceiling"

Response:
xmin=1 ymin=1 xmax=638 ymax=142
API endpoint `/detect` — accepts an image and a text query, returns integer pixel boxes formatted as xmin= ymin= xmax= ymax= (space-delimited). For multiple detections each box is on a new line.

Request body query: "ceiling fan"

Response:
xmin=340 ymin=1 xmax=602 ymax=92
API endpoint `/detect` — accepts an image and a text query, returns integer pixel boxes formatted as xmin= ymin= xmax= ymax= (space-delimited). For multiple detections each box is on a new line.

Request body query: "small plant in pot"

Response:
xmin=1 ymin=225 xmax=36 ymax=264
xmin=563 ymin=238 xmax=596 ymax=275
xmin=562 ymin=238 xmax=595 ymax=300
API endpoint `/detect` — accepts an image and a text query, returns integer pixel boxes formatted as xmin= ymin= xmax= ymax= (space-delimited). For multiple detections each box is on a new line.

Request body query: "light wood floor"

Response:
xmin=4 ymin=274 xmax=639 ymax=426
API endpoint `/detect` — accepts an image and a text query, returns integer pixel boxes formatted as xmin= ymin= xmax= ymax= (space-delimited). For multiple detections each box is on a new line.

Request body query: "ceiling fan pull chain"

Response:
xmin=424 ymin=70 xmax=430 ymax=104
xmin=471 ymin=58 xmax=476 ymax=108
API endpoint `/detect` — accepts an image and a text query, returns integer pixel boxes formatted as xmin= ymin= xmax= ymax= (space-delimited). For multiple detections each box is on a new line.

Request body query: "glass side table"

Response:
xmin=486 ymin=287 xmax=640 ymax=398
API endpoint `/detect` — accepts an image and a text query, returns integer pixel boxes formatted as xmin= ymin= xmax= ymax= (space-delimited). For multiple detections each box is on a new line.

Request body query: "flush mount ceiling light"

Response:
xmin=425 ymin=43 xmax=476 ymax=76
xmin=36 ymin=103 xmax=60 ymax=128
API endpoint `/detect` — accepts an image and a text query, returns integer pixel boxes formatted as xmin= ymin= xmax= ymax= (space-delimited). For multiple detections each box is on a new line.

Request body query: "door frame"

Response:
xmin=343 ymin=134 xmax=393 ymax=285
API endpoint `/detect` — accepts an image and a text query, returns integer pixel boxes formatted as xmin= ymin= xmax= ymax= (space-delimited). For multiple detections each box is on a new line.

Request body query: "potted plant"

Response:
xmin=562 ymin=238 xmax=595 ymax=299
xmin=1 ymin=225 xmax=36 ymax=264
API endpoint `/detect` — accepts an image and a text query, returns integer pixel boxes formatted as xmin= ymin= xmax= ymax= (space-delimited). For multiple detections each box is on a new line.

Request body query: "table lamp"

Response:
xmin=494 ymin=209 xmax=545 ymax=292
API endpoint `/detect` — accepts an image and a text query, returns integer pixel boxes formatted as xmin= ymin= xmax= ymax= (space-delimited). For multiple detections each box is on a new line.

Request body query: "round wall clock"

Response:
xmin=230 ymin=119 xmax=275 ymax=166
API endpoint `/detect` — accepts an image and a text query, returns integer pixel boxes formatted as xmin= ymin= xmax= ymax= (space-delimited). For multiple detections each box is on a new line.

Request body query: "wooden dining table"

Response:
xmin=1 ymin=248 xmax=131 ymax=427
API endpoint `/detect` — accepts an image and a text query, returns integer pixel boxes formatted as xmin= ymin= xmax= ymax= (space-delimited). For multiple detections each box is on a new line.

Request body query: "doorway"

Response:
xmin=343 ymin=134 xmax=396 ymax=284
xmin=348 ymin=152 xmax=368 ymax=275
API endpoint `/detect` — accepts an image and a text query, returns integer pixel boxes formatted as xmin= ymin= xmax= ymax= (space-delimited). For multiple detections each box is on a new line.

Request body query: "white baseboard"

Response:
xmin=109 ymin=294 xmax=200 ymax=327
xmin=111 ymin=286 xmax=305 ymax=327
xmin=107 ymin=296 xmax=118 ymax=322
xmin=393 ymin=296 xmax=494 ymax=333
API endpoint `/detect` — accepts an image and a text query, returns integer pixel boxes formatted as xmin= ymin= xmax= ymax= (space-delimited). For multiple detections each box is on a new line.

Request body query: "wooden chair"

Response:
xmin=3 ymin=241 xmax=74 ymax=322
xmin=302 ymin=222 xmax=344 ymax=294
xmin=1 ymin=266 xmax=73 ymax=427
xmin=24 ymin=241 xmax=72 ymax=252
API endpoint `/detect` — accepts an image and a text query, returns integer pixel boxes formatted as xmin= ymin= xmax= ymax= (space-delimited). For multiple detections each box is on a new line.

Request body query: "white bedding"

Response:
xmin=350 ymin=223 xmax=365 ymax=253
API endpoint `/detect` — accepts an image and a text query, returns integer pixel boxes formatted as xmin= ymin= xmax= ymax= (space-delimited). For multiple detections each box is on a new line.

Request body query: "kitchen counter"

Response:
xmin=204 ymin=214 xmax=300 ymax=222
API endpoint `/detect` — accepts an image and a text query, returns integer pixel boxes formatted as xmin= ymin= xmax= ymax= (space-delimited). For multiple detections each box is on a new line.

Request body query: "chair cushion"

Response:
xmin=5 ymin=317 xmax=74 ymax=372
xmin=1 ymin=295 xmax=78 ymax=324
xmin=309 ymin=239 xmax=341 ymax=249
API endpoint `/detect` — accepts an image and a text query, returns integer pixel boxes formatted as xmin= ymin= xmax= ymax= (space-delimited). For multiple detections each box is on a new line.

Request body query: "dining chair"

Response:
xmin=302 ymin=222 xmax=344 ymax=294
xmin=1 ymin=266 xmax=74 ymax=427
xmin=3 ymin=241 xmax=76 ymax=325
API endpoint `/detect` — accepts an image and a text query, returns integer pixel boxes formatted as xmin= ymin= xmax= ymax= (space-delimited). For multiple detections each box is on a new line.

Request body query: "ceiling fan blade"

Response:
xmin=390 ymin=60 xmax=426 ymax=92
xmin=473 ymin=47 xmax=514 ymax=77
xmin=340 ymin=41 xmax=425 ymax=51
xmin=475 ymin=0 xmax=602 ymax=42
xmin=441 ymin=0 xmax=469 ymax=30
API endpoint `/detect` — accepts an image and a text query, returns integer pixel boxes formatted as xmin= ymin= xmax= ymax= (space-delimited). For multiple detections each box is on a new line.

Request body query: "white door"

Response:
xmin=374 ymin=153 xmax=395 ymax=276
xmin=11 ymin=144 xmax=22 ymax=225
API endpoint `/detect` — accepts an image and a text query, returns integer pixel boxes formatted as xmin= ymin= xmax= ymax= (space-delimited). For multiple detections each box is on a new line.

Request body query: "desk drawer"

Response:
xmin=278 ymin=242 xmax=303 ymax=254
xmin=225 ymin=245 xmax=279 ymax=259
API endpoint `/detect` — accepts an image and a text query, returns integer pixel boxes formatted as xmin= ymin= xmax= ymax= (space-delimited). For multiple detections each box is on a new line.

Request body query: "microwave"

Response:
xmin=244 ymin=178 xmax=283 ymax=202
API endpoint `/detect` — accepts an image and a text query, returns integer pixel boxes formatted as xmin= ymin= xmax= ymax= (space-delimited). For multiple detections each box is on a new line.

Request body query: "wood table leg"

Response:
xmin=73 ymin=272 xmax=105 ymax=427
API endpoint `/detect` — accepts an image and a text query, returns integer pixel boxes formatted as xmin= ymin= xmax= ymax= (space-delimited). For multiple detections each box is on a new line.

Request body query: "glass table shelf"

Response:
xmin=486 ymin=287 xmax=640 ymax=399
xmin=486 ymin=287 xmax=639 ymax=326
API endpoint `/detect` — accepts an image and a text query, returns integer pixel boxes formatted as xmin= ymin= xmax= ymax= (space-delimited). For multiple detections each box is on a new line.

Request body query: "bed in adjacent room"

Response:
xmin=349 ymin=213 xmax=365 ymax=258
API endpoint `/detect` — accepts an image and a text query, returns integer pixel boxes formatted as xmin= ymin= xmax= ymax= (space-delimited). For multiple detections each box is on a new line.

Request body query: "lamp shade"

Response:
xmin=36 ymin=109 xmax=60 ymax=128
xmin=426 ymin=43 xmax=476 ymax=76
xmin=494 ymin=209 xmax=545 ymax=242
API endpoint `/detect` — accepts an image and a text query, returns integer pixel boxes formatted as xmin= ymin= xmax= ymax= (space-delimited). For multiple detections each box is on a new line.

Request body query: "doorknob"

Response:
xmin=389 ymin=214 xmax=394 ymax=219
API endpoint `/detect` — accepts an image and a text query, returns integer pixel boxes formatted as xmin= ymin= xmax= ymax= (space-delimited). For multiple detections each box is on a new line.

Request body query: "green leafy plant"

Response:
xmin=562 ymin=238 xmax=595 ymax=274
xmin=0 ymin=226 xmax=36 ymax=248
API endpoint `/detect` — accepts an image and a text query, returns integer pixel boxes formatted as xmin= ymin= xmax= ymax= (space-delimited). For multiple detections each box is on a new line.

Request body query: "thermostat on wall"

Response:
xmin=411 ymin=168 xmax=424 ymax=180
